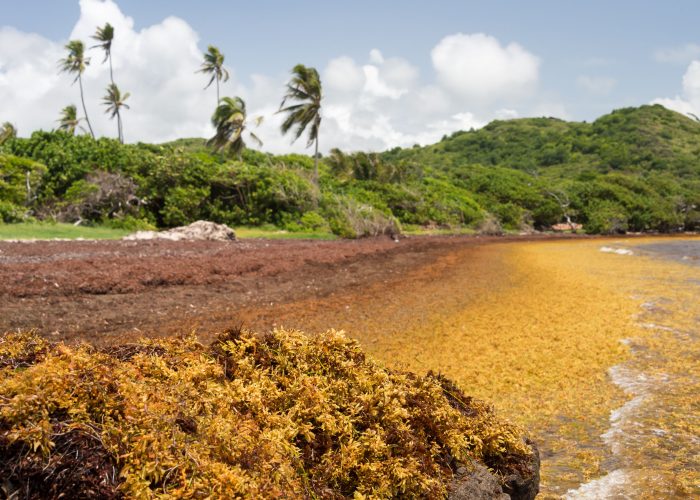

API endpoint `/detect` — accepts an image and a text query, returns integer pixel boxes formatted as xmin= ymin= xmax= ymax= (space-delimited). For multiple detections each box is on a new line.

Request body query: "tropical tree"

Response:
xmin=198 ymin=45 xmax=229 ymax=104
xmin=278 ymin=64 xmax=322 ymax=183
xmin=208 ymin=96 xmax=262 ymax=160
xmin=57 ymin=105 xmax=85 ymax=135
xmin=0 ymin=122 xmax=17 ymax=144
xmin=102 ymin=83 xmax=130 ymax=143
xmin=59 ymin=40 xmax=95 ymax=138
xmin=91 ymin=23 xmax=115 ymax=85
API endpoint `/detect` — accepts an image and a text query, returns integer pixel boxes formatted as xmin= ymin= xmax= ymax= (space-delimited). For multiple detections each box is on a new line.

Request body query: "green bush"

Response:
xmin=584 ymin=201 xmax=629 ymax=234
xmin=321 ymin=194 xmax=399 ymax=238
xmin=0 ymin=200 xmax=23 ymax=223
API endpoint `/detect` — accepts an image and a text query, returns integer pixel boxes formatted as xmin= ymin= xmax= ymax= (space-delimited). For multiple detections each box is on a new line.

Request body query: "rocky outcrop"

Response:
xmin=124 ymin=220 xmax=236 ymax=241
xmin=448 ymin=439 xmax=540 ymax=500
xmin=449 ymin=462 xmax=510 ymax=499
xmin=500 ymin=439 xmax=540 ymax=500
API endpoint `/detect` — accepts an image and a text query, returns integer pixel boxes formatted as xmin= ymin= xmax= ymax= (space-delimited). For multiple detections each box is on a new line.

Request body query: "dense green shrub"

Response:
xmin=0 ymin=154 xmax=46 ymax=221
xmin=584 ymin=201 xmax=629 ymax=234
xmin=0 ymin=104 xmax=697 ymax=235
xmin=320 ymin=194 xmax=400 ymax=238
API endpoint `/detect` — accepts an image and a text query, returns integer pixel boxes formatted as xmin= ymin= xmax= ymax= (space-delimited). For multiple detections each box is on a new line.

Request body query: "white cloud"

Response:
xmin=1 ymin=3 xmax=549 ymax=153
xmin=368 ymin=49 xmax=384 ymax=65
xmin=324 ymin=56 xmax=364 ymax=93
xmin=577 ymin=75 xmax=617 ymax=95
xmin=430 ymin=33 xmax=540 ymax=103
xmin=495 ymin=108 xmax=519 ymax=120
xmin=0 ymin=0 xmax=220 ymax=142
xmin=652 ymin=60 xmax=700 ymax=118
xmin=653 ymin=44 xmax=700 ymax=65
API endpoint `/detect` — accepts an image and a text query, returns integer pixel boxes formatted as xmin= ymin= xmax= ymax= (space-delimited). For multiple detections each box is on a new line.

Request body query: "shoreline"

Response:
xmin=2 ymin=234 xmax=698 ymax=496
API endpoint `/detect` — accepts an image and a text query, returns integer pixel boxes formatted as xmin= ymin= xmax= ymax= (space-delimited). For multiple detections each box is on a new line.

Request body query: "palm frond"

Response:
xmin=91 ymin=23 xmax=114 ymax=63
xmin=102 ymin=83 xmax=130 ymax=118
xmin=278 ymin=64 xmax=322 ymax=149
xmin=209 ymin=96 xmax=261 ymax=157
xmin=58 ymin=40 xmax=90 ymax=83
xmin=0 ymin=122 xmax=17 ymax=143
xmin=248 ymin=131 xmax=263 ymax=148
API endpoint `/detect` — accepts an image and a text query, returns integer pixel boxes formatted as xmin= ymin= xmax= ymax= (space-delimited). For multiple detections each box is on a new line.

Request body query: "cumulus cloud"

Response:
xmin=430 ymin=33 xmax=540 ymax=103
xmin=0 ymin=0 xmax=221 ymax=142
xmin=652 ymin=60 xmax=700 ymax=118
xmin=653 ymin=44 xmax=700 ymax=65
xmin=0 ymin=1 xmax=549 ymax=152
xmin=324 ymin=56 xmax=364 ymax=93
xmin=576 ymin=75 xmax=617 ymax=95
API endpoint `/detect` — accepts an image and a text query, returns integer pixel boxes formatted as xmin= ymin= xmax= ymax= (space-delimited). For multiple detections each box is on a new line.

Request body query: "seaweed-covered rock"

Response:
xmin=0 ymin=329 xmax=539 ymax=498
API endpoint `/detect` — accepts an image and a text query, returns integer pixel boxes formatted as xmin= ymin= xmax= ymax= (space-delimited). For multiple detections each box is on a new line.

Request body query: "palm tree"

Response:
xmin=92 ymin=23 xmax=115 ymax=84
xmin=102 ymin=83 xmax=130 ymax=143
xmin=278 ymin=64 xmax=322 ymax=183
xmin=57 ymin=105 xmax=85 ymax=135
xmin=0 ymin=122 xmax=17 ymax=144
xmin=59 ymin=40 xmax=95 ymax=138
xmin=198 ymin=45 xmax=229 ymax=104
xmin=208 ymin=96 xmax=262 ymax=160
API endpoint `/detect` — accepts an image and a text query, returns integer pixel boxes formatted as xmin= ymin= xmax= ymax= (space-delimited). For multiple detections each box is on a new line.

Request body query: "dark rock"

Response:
xmin=501 ymin=438 xmax=541 ymax=500
xmin=448 ymin=438 xmax=540 ymax=500
xmin=448 ymin=461 xmax=509 ymax=500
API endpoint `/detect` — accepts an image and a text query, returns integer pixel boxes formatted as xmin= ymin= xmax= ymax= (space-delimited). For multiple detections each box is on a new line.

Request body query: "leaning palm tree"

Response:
xmin=59 ymin=40 xmax=95 ymax=138
xmin=102 ymin=83 xmax=130 ymax=143
xmin=278 ymin=64 xmax=322 ymax=183
xmin=208 ymin=96 xmax=263 ymax=160
xmin=92 ymin=23 xmax=115 ymax=84
xmin=56 ymin=105 xmax=86 ymax=135
xmin=198 ymin=45 xmax=229 ymax=104
xmin=0 ymin=122 xmax=17 ymax=144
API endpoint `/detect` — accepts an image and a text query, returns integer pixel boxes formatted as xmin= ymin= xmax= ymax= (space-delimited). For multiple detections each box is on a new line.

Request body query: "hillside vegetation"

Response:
xmin=1 ymin=105 xmax=698 ymax=236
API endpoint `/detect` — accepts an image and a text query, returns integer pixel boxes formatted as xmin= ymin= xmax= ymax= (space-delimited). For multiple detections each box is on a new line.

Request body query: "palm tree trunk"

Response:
xmin=108 ymin=52 xmax=114 ymax=85
xmin=79 ymin=75 xmax=95 ymax=138
xmin=313 ymin=134 xmax=319 ymax=185
xmin=117 ymin=109 xmax=123 ymax=143
xmin=216 ymin=76 xmax=220 ymax=105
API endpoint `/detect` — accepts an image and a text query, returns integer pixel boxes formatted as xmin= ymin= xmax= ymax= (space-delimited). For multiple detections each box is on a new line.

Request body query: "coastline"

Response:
xmin=1 ymin=234 xmax=698 ymax=496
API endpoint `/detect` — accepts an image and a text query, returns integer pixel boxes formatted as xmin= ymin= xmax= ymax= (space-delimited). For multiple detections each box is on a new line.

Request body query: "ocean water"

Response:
xmin=567 ymin=239 xmax=700 ymax=499
xmin=637 ymin=240 xmax=700 ymax=267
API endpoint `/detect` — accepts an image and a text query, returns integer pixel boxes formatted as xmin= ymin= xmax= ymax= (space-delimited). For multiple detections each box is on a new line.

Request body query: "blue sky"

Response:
xmin=2 ymin=0 xmax=699 ymax=150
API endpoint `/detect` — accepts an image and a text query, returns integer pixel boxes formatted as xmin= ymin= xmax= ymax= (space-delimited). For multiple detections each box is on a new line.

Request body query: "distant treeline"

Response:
xmin=1 ymin=104 xmax=699 ymax=236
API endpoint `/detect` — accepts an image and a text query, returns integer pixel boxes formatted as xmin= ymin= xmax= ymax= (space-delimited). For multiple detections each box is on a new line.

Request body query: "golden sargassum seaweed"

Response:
xmin=335 ymin=237 xmax=699 ymax=497
xmin=0 ymin=328 xmax=533 ymax=499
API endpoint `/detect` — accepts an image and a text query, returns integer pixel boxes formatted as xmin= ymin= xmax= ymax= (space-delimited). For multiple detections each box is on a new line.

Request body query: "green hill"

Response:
xmin=387 ymin=105 xmax=700 ymax=178
xmin=379 ymin=105 xmax=700 ymax=232
xmin=1 ymin=105 xmax=699 ymax=235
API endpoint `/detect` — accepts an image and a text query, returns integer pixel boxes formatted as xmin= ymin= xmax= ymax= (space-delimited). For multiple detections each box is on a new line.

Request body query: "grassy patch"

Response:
xmin=0 ymin=223 xmax=131 ymax=240
xmin=234 ymin=226 xmax=337 ymax=240
xmin=401 ymin=224 xmax=477 ymax=236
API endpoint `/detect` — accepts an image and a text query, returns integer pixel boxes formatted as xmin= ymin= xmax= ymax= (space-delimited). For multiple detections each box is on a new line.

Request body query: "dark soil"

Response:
xmin=0 ymin=234 xmax=583 ymax=346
